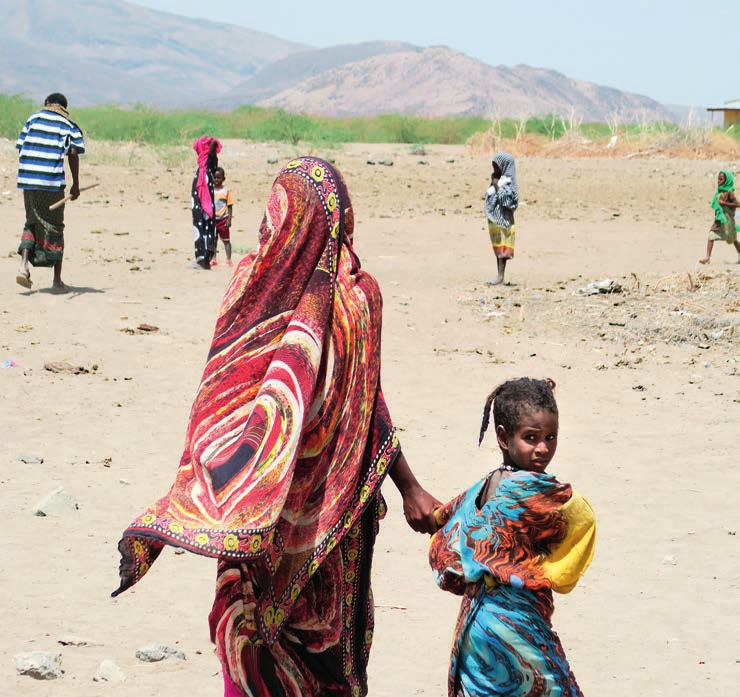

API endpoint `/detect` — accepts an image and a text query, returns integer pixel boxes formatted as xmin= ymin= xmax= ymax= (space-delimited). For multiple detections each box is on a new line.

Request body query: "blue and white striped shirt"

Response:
xmin=16 ymin=110 xmax=85 ymax=191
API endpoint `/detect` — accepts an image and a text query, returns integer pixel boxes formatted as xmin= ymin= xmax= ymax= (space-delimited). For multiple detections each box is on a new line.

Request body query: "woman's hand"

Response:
xmin=401 ymin=484 xmax=443 ymax=534
xmin=389 ymin=451 xmax=443 ymax=534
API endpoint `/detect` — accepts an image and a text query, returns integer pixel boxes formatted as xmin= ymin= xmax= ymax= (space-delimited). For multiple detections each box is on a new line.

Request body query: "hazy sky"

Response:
xmin=133 ymin=0 xmax=737 ymax=108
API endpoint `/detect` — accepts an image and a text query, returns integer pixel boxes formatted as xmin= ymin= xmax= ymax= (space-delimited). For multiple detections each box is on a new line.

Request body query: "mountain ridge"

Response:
xmin=1 ymin=0 xmax=675 ymax=121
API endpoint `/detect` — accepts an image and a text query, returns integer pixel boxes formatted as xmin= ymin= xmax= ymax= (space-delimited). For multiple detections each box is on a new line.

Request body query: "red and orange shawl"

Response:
xmin=114 ymin=157 xmax=400 ymax=646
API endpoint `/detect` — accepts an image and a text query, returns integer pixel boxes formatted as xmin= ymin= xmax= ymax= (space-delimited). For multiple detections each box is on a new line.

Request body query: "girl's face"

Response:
xmin=492 ymin=163 xmax=502 ymax=178
xmin=214 ymin=171 xmax=225 ymax=187
xmin=718 ymin=172 xmax=726 ymax=186
xmin=497 ymin=410 xmax=559 ymax=473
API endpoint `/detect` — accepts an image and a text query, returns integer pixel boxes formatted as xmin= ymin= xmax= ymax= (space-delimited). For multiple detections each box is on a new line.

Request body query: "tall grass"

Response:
xmin=1 ymin=95 xmax=737 ymax=147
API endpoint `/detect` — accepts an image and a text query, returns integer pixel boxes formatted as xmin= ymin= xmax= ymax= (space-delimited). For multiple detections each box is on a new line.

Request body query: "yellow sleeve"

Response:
xmin=540 ymin=492 xmax=596 ymax=594
xmin=226 ymin=189 xmax=234 ymax=206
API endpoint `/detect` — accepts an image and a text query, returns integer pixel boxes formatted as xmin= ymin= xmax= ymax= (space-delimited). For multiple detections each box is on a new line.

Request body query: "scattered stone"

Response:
xmin=94 ymin=658 xmax=126 ymax=683
xmin=575 ymin=279 xmax=623 ymax=296
xmin=661 ymin=554 xmax=677 ymax=566
xmin=135 ymin=643 xmax=186 ymax=663
xmin=366 ymin=159 xmax=376 ymax=165
xmin=377 ymin=159 xmax=394 ymax=166
xmin=14 ymin=651 xmax=63 ymax=680
xmin=267 ymin=158 xmax=279 ymax=165
xmin=16 ymin=454 xmax=44 ymax=464
xmin=417 ymin=159 xmax=429 ymax=165
xmin=121 ymin=323 xmax=160 ymax=335
xmin=44 ymin=361 xmax=92 ymax=374
xmin=58 ymin=634 xmax=98 ymax=647
xmin=33 ymin=487 xmax=78 ymax=516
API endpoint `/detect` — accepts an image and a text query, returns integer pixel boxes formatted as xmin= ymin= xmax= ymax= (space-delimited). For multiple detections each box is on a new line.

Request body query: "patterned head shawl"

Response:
xmin=492 ymin=151 xmax=518 ymax=191
xmin=712 ymin=169 xmax=736 ymax=226
xmin=114 ymin=156 xmax=400 ymax=644
xmin=193 ymin=136 xmax=222 ymax=217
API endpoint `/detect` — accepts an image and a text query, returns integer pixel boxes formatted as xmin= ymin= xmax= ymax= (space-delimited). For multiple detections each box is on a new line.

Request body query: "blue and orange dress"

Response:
xmin=430 ymin=469 xmax=596 ymax=697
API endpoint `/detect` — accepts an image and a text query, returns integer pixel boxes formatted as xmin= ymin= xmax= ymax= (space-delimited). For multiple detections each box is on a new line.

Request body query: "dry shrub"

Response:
xmin=466 ymin=129 xmax=740 ymax=160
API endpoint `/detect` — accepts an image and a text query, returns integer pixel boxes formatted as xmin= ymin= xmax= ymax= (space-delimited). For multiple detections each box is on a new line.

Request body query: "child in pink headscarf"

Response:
xmin=191 ymin=136 xmax=221 ymax=269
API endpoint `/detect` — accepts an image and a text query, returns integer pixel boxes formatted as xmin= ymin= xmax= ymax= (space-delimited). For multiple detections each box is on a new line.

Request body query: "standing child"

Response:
xmin=699 ymin=169 xmax=740 ymax=264
xmin=429 ymin=377 xmax=596 ymax=697
xmin=484 ymin=152 xmax=519 ymax=285
xmin=213 ymin=167 xmax=234 ymax=266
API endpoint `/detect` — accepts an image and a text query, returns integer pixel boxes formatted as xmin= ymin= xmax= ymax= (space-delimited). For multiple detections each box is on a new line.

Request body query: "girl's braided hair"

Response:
xmin=479 ymin=377 xmax=558 ymax=445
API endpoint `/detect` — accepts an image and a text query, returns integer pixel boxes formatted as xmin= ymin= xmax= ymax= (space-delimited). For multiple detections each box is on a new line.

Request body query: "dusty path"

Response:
xmin=1 ymin=141 xmax=737 ymax=696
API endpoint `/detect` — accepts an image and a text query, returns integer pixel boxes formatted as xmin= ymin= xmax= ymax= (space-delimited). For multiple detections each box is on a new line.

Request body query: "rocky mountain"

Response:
xmin=1 ymin=0 xmax=673 ymax=121
xmin=0 ymin=0 xmax=307 ymax=107
xmin=216 ymin=41 xmax=420 ymax=107
xmin=254 ymin=46 xmax=671 ymax=121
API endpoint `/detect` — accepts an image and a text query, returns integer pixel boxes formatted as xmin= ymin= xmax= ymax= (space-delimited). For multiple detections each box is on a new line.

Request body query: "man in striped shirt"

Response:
xmin=16 ymin=93 xmax=85 ymax=291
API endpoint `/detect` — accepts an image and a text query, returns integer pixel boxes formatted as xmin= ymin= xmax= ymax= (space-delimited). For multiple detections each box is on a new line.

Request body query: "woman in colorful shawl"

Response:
xmin=484 ymin=152 xmax=519 ymax=285
xmin=192 ymin=136 xmax=221 ymax=269
xmin=699 ymin=169 xmax=740 ymax=264
xmin=429 ymin=377 xmax=596 ymax=697
xmin=114 ymin=156 xmax=440 ymax=697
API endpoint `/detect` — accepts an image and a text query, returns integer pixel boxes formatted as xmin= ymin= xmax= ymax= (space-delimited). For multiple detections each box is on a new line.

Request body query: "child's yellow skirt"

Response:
xmin=488 ymin=220 xmax=515 ymax=259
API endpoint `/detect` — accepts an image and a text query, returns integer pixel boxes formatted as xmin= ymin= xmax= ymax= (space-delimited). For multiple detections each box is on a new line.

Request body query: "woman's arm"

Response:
xmin=389 ymin=451 xmax=442 ymax=534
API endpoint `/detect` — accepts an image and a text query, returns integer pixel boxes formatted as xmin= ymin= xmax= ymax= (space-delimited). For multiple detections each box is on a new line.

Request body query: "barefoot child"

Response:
xmin=699 ymin=169 xmax=740 ymax=264
xmin=484 ymin=152 xmax=519 ymax=285
xmin=213 ymin=166 xmax=234 ymax=266
xmin=429 ymin=377 xmax=596 ymax=697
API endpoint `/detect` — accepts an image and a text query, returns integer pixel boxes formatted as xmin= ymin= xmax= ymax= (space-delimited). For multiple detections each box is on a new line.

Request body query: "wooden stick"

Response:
xmin=49 ymin=183 xmax=100 ymax=210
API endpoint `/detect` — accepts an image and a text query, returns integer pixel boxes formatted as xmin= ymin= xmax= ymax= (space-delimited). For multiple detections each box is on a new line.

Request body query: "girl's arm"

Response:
xmin=389 ymin=451 xmax=442 ymax=534
xmin=227 ymin=204 xmax=233 ymax=226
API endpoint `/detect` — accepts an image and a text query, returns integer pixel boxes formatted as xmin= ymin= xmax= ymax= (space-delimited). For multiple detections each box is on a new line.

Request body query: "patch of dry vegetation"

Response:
xmin=467 ymin=129 xmax=740 ymax=160
xmin=462 ymin=270 xmax=738 ymax=360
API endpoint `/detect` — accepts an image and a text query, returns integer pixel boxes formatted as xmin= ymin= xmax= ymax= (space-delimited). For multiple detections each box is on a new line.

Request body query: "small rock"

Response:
xmin=377 ymin=159 xmax=394 ymax=166
xmin=58 ymin=634 xmax=98 ymax=647
xmin=121 ymin=324 xmax=160 ymax=335
xmin=33 ymin=487 xmax=78 ymax=516
xmin=44 ymin=361 xmax=90 ymax=374
xmin=661 ymin=554 xmax=677 ymax=566
xmin=94 ymin=658 xmax=126 ymax=683
xmin=575 ymin=279 xmax=623 ymax=296
xmin=135 ymin=643 xmax=186 ymax=663
xmin=14 ymin=651 xmax=63 ymax=680
xmin=417 ymin=159 xmax=429 ymax=165
xmin=267 ymin=158 xmax=279 ymax=165
xmin=16 ymin=454 xmax=44 ymax=464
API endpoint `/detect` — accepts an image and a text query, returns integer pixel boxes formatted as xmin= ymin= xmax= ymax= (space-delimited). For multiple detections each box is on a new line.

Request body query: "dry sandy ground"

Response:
xmin=1 ymin=140 xmax=738 ymax=696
